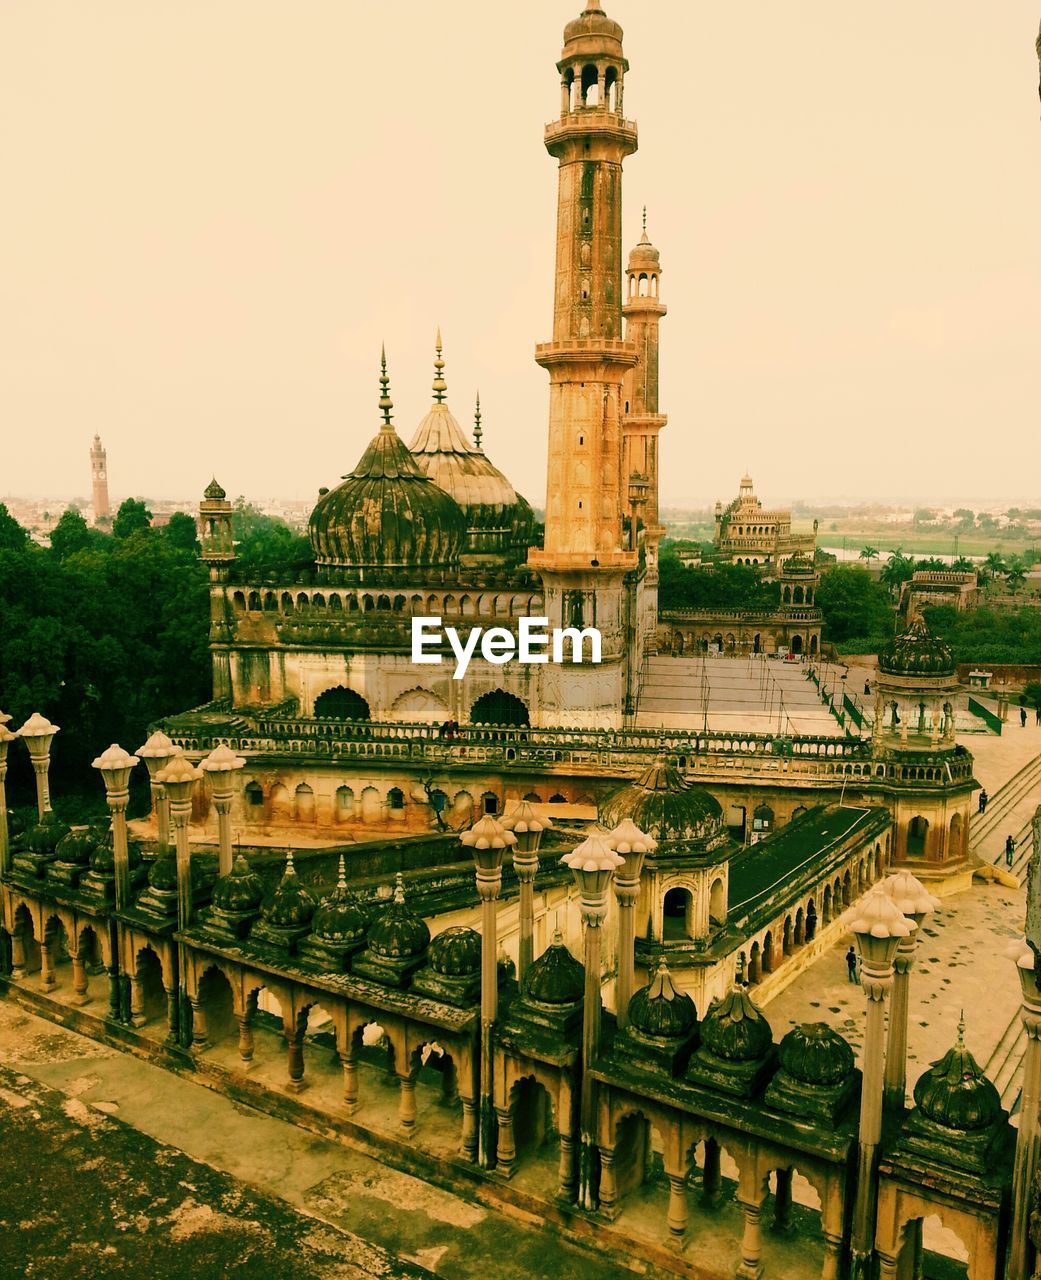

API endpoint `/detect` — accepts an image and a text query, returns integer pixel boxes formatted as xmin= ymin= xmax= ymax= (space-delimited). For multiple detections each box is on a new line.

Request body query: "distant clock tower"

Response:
xmin=90 ymin=435 xmax=110 ymax=524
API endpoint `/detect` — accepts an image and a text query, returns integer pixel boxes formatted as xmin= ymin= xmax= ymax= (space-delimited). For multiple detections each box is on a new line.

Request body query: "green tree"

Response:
xmin=49 ymin=507 xmax=100 ymax=559
xmin=859 ymin=545 xmax=879 ymax=566
xmin=880 ymin=550 xmax=914 ymax=595
xmin=112 ymin=498 xmax=153 ymax=539
xmin=0 ymin=503 xmax=29 ymax=551
xmin=1005 ymin=558 xmax=1027 ymax=595
xmin=231 ymin=499 xmax=312 ymax=579
xmin=815 ymin=566 xmax=895 ymax=644
xmin=953 ymin=508 xmax=975 ymax=530
xmin=164 ymin=511 xmax=200 ymax=553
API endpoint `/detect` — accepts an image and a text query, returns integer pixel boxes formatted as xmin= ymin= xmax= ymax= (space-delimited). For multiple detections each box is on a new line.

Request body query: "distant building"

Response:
xmin=713 ymin=474 xmax=816 ymax=576
xmin=90 ymin=435 xmax=110 ymax=524
xmin=900 ymin=570 xmax=979 ymax=622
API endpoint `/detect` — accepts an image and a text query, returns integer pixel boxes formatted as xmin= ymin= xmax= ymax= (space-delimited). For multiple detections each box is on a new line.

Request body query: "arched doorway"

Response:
xmin=314 ymin=686 xmax=371 ymax=720
xmin=663 ymin=887 xmax=693 ymax=940
xmin=470 ymin=690 xmax=530 ymax=726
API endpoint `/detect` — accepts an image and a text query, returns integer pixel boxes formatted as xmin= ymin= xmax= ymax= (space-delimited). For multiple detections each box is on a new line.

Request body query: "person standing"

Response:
xmin=846 ymin=946 xmax=858 ymax=983
xmin=1006 ymin=834 xmax=1017 ymax=867
xmin=978 ymin=789 xmax=989 ymax=814
xmin=1021 ymin=707 xmax=1028 ymax=729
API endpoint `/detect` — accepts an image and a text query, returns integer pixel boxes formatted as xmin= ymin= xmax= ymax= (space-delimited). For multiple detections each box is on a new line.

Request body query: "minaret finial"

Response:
xmin=642 ymin=205 xmax=647 ymax=234
xmin=956 ymin=1011 xmax=966 ymax=1049
xmin=473 ymin=390 xmax=483 ymax=450
xmin=285 ymin=849 xmax=295 ymax=876
xmin=379 ymin=344 xmax=394 ymax=429
xmin=394 ymin=870 xmax=405 ymax=904
xmin=432 ymin=328 xmax=446 ymax=404
xmin=337 ymin=854 xmax=347 ymax=890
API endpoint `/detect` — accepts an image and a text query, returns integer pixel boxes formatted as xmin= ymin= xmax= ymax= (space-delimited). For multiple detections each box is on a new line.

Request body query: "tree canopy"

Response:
xmin=815 ymin=566 xmax=894 ymax=645
xmin=658 ymin=552 xmax=780 ymax=611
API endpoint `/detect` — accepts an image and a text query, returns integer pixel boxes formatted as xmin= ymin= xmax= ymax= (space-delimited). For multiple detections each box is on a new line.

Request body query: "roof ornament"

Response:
xmin=378 ymin=344 xmax=394 ymax=430
xmin=284 ymin=849 xmax=296 ymax=876
xmin=337 ymin=854 xmax=347 ymax=891
xmin=394 ymin=870 xmax=406 ymax=905
xmin=473 ymin=391 xmax=483 ymax=450
xmin=432 ymin=328 xmax=447 ymax=404
xmin=640 ymin=205 xmax=649 ymax=244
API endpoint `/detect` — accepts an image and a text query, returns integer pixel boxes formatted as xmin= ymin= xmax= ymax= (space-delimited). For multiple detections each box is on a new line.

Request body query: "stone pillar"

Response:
xmin=237 ymin=1014 xmax=254 ymax=1063
xmin=10 ymin=929 xmax=26 ymax=979
xmin=190 ymin=997 xmax=208 ymax=1050
xmin=201 ymin=745 xmax=245 ymax=879
xmin=340 ymin=1051 xmax=358 ymax=1113
xmin=598 ymin=1148 xmax=617 ymax=1217
xmin=666 ymin=1173 xmax=688 ymax=1238
xmin=514 ymin=850 xmax=538 ymax=985
xmin=398 ymin=1075 xmax=417 ymax=1134
xmin=495 ymin=1106 xmax=516 ymax=1176
xmin=285 ymin=1024 xmax=305 ymax=1092
xmin=773 ymin=1168 xmax=793 ymax=1233
xmin=460 ymin=1099 xmax=478 ymax=1162
xmin=702 ymin=1138 xmax=722 ymax=1208
xmin=165 ymin=988 xmax=179 ymax=1044
xmin=107 ymin=966 xmax=120 ymax=1019
xmin=884 ymin=933 xmax=916 ymax=1110
xmin=737 ymin=1199 xmax=764 ymax=1280
xmin=851 ymin=951 xmax=896 ymax=1271
xmin=39 ymin=939 xmax=55 ymax=990
xmin=558 ymin=1134 xmax=576 ymax=1200
xmin=614 ymin=875 xmax=639 ymax=1028
xmin=92 ymin=744 xmax=139 ymax=914
xmin=70 ymin=952 xmax=89 ymax=1005
xmin=1009 ymin=953 xmax=1041 ymax=1280
xmin=821 ymin=1233 xmax=844 ymax=1280
xmin=129 ymin=973 xmax=146 ymax=1027
xmin=0 ymin=720 xmax=14 ymax=878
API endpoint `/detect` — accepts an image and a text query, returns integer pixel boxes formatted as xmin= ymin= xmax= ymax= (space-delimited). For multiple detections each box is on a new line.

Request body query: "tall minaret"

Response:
xmin=529 ymin=1 xmax=640 ymax=729
xmin=90 ymin=434 xmax=110 ymax=524
xmin=622 ymin=208 xmax=667 ymax=598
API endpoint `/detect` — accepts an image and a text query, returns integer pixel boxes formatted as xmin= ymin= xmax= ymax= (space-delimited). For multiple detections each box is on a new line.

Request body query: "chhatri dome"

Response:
xmin=878 ymin=616 xmax=956 ymax=678
xmin=598 ymin=759 xmax=724 ymax=844
xmin=309 ymin=349 xmax=466 ymax=572
xmin=408 ymin=334 xmax=533 ymax=556
xmin=627 ymin=208 xmax=660 ymax=271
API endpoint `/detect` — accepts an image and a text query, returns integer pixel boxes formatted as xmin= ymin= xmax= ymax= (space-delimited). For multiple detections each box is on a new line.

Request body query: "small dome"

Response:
xmin=599 ymin=760 xmax=723 ymax=844
xmin=146 ymin=850 xmax=178 ymax=891
xmin=211 ymin=855 xmax=264 ymax=914
xmin=700 ymin=990 xmax=772 ymax=1063
xmin=628 ymin=218 xmax=660 ymax=270
xmin=564 ymin=2 xmax=624 ymax=51
xmin=524 ymin=933 xmax=584 ymax=1006
xmin=879 ymin=616 xmax=956 ymax=678
xmin=309 ymin=352 xmax=466 ymax=571
xmin=778 ymin=1023 xmax=855 ymax=1087
xmin=913 ymin=1021 xmax=1001 ymax=1132
xmin=89 ymin=825 xmax=142 ymax=875
xmin=429 ymin=926 xmax=482 ymax=977
xmin=204 ymin=477 xmax=226 ymax=501
xmin=628 ymin=961 xmax=697 ymax=1040
xmin=54 ymin=827 xmax=98 ymax=866
xmin=367 ymin=873 xmax=430 ymax=960
xmin=782 ymin=552 xmax=815 ymax=575
xmin=25 ymin=814 xmax=71 ymax=856
xmin=311 ymin=856 xmax=369 ymax=944
xmin=262 ymin=852 xmax=317 ymax=929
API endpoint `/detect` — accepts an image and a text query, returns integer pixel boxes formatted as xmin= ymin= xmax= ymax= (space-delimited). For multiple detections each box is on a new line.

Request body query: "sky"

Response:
xmin=1 ymin=2 xmax=1039 ymax=510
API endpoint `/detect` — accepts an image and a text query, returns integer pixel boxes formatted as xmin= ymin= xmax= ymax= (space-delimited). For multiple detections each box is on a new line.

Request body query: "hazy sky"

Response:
xmin=2 ymin=2 xmax=1039 ymax=509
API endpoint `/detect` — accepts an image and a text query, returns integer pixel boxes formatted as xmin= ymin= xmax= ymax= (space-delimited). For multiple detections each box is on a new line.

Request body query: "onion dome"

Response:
xmin=54 ymin=827 xmax=98 ymax=866
xmin=204 ymin=477 xmax=226 ymax=501
xmin=367 ymin=872 xmax=430 ymax=960
xmin=211 ymin=855 xmax=264 ymax=915
xmin=429 ymin=926 xmax=481 ymax=978
xmin=564 ymin=1 xmax=624 ymax=52
xmin=146 ymin=850 xmax=178 ymax=891
xmin=599 ymin=759 xmax=723 ymax=844
xmin=262 ymin=851 xmax=316 ymax=929
xmin=523 ymin=931 xmax=584 ymax=1006
xmin=628 ymin=960 xmax=697 ymax=1040
xmin=627 ymin=208 xmax=660 ymax=270
xmin=879 ymin=616 xmax=956 ymax=678
xmin=24 ymin=813 xmax=71 ymax=856
xmin=782 ymin=551 xmax=815 ymax=574
xmin=408 ymin=336 xmax=533 ymax=552
xmin=700 ymin=989 xmax=772 ymax=1063
xmin=308 ymin=349 xmax=466 ymax=571
xmin=913 ymin=1018 xmax=1001 ymax=1132
xmin=311 ymin=856 xmax=369 ymax=944
xmin=778 ymin=1023 xmax=854 ymax=1087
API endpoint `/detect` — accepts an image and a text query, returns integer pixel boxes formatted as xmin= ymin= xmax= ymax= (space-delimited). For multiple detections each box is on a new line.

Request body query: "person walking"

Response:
xmin=846 ymin=946 xmax=858 ymax=983
xmin=978 ymin=789 xmax=988 ymax=815
xmin=1006 ymin=834 xmax=1017 ymax=867
xmin=1021 ymin=707 xmax=1028 ymax=729
xmin=1035 ymin=705 xmax=1040 ymax=726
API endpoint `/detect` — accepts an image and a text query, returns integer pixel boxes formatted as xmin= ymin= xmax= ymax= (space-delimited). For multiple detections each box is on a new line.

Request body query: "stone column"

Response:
xmin=237 ymin=1014 xmax=254 ymax=1063
xmin=851 ymin=954 xmax=897 ymax=1272
xmin=1008 ymin=945 xmax=1041 ymax=1280
xmin=883 ymin=933 xmax=915 ymax=1111
xmin=821 ymin=1233 xmax=844 ymax=1280
xmin=137 ymin=731 xmax=179 ymax=855
xmin=736 ymin=1199 xmax=764 ymax=1280
xmin=165 ymin=988 xmax=179 ymax=1044
xmin=605 ymin=821 xmax=654 ymax=1028
xmin=70 ymin=951 xmax=89 ymax=1005
xmin=398 ymin=1075 xmax=416 ymax=1134
xmin=39 ymin=938 xmax=55 ymax=990
xmin=129 ymin=973 xmax=146 ymax=1026
xmin=285 ymin=1023 xmax=305 ymax=1092
xmin=340 ymin=1051 xmax=358 ymax=1113
xmin=201 ymin=744 xmax=245 ymax=878
xmin=558 ymin=1134 xmax=576 ymax=1200
xmin=598 ymin=1148 xmax=617 ymax=1217
xmin=107 ymin=966 xmax=120 ymax=1019
xmin=17 ymin=714 xmax=59 ymax=820
xmin=494 ymin=1106 xmax=516 ymax=1176
xmin=513 ymin=850 xmax=538 ymax=984
xmin=10 ymin=929 xmax=26 ymax=979
xmin=667 ymin=1173 xmax=688 ymax=1238
xmin=93 ymin=744 xmax=140 ymax=914
xmin=460 ymin=1099 xmax=478 ymax=1162
xmin=189 ymin=997 xmax=208 ymax=1049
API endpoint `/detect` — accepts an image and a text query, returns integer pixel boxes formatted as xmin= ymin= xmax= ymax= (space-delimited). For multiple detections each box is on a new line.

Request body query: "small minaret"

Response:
xmin=622 ymin=208 xmax=668 ymax=565
xmin=199 ymin=477 xmax=235 ymax=702
xmin=90 ymin=435 xmax=110 ymax=524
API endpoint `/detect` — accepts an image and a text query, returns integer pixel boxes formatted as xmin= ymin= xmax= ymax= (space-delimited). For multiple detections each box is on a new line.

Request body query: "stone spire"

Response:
xmin=378 ymin=345 xmax=394 ymax=430
xmin=432 ymin=329 xmax=447 ymax=404
xmin=473 ymin=391 xmax=483 ymax=450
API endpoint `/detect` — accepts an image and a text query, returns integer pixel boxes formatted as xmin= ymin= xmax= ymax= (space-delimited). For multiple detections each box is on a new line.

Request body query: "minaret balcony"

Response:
xmin=544 ymin=108 xmax=638 ymax=156
xmin=535 ymin=338 xmax=639 ymax=371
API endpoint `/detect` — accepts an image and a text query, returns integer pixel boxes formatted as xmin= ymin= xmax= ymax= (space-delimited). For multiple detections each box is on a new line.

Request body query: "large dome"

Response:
xmin=879 ymin=616 xmax=956 ymax=678
xmin=409 ymin=341 xmax=533 ymax=556
xmin=599 ymin=760 xmax=723 ymax=844
xmin=309 ymin=352 xmax=466 ymax=571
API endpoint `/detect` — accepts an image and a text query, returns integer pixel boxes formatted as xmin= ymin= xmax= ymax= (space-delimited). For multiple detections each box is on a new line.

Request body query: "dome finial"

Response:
xmin=379 ymin=344 xmax=394 ymax=430
xmin=394 ymin=870 xmax=406 ymax=905
xmin=285 ymin=849 xmax=295 ymax=876
xmin=432 ymin=329 xmax=446 ymax=404
xmin=337 ymin=853 xmax=347 ymax=891
xmin=641 ymin=205 xmax=648 ymax=242
xmin=473 ymin=390 xmax=483 ymax=450
xmin=956 ymin=1011 xmax=966 ymax=1049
